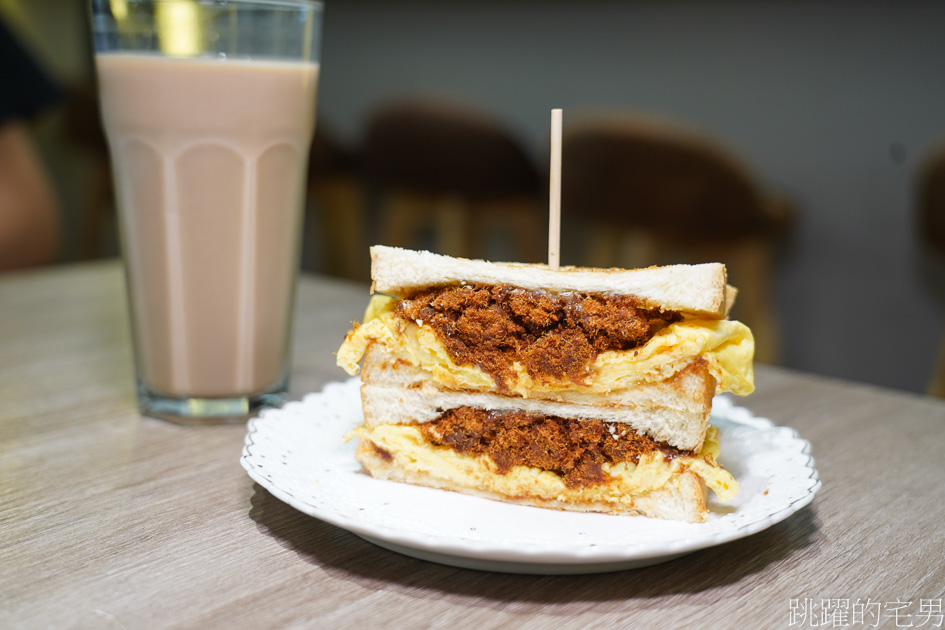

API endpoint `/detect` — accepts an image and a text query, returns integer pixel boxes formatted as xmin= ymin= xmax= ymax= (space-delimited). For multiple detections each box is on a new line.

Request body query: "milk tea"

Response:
xmin=96 ymin=53 xmax=319 ymax=398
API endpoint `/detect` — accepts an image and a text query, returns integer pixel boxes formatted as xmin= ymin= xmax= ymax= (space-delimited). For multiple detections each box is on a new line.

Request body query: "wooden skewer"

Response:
xmin=548 ymin=108 xmax=562 ymax=270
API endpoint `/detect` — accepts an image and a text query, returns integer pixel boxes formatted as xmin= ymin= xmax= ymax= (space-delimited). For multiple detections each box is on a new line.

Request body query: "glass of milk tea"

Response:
xmin=90 ymin=0 xmax=322 ymax=423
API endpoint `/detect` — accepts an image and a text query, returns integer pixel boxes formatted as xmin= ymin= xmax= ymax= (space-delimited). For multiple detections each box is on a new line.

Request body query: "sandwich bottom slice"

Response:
xmin=347 ymin=351 xmax=739 ymax=523
xmin=347 ymin=412 xmax=736 ymax=523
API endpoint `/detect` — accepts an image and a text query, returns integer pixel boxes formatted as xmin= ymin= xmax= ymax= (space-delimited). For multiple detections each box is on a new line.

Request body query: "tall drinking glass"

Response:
xmin=90 ymin=0 xmax=322 ymax=423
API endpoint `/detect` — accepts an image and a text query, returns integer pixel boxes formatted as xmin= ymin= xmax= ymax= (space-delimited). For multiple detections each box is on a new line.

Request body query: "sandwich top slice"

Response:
xmin=337 ymin=246 xmax=754 ymax=522
xmin=338 ymin=246 xmax=754 ymax=400
xmin=369 ymin=244 xmax=731 ymax=317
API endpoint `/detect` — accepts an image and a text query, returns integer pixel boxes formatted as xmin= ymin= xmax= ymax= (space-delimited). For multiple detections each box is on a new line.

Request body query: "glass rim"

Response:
xmin=90 ymin=0 xmax=324 ymax=59
xmin=93 ymin=0 xmax=323 ymax=8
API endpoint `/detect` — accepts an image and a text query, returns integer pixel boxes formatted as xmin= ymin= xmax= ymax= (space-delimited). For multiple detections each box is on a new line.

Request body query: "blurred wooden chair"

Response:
xmin=918 ymin=140 xmax=945 ymax=397
xmin=362 ymin=98 xmax=544 ymax=263
xmin=560 ymin=113 xmax=794 ymax=364
xmin=307 ymin=125 xmax=369 ymax=281
xmin=60 ymin=83 xmax=114 ymax=260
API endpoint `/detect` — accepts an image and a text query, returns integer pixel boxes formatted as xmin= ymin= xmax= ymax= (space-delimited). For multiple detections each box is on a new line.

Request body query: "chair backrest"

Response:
xmin=61 ymin=84 xmax=108 ymax=157
xmin=917 ymin=139 xmax=945 ymax=397
xmin=558 ymin=113 xmax=792 ymax=364
xmin=308 ymin=123 xmax=360 ymax=183
xmin=363 ymin=98 xmax=539 ymax=200
xmin=919 ymin=139 xmax=945 ymax=257
xmin=561 ymin=113 xmax=787 ymax=241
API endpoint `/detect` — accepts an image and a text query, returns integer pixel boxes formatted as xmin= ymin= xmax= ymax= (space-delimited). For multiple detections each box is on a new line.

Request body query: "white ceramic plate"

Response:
xmin=240 ymin=378 xmax=820 ymax=574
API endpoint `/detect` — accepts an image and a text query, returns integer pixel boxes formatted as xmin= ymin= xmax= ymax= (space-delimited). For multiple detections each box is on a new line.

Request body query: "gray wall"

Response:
xmin=314 ymin=0 xmax=945 ymax=393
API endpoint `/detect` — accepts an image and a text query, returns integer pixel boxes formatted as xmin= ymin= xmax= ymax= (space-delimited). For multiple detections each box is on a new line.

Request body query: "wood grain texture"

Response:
xmin=2 ymin=261 xmax=944 ymax=629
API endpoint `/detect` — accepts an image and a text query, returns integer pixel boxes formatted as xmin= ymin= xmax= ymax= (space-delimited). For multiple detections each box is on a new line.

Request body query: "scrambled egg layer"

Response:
xmin=348 ymin=423 xmax=739 ymax=507
xmin=337 ymin=294 xmax=755 ymax=396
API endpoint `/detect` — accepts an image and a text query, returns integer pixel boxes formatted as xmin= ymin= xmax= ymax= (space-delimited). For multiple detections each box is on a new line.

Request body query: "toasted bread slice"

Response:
xmin=359 ymin=345 xmax=715 ymax=451
xmin=353 ymin=435 xmax=710 ymax=522
xmin=370 ymin=245 xmax=728 ymax=318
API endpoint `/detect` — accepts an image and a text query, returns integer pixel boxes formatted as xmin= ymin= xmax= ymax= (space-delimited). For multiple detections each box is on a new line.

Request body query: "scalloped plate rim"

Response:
xmin=240 ymin=379 xmax=820 ymax=572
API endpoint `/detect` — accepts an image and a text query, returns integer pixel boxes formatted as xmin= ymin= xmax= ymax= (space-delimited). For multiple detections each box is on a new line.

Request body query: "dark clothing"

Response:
xmin=0 ymin=19 xmax=61 ymax=124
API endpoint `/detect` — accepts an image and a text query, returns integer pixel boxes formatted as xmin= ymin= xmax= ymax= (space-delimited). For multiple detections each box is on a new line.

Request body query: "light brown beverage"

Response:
xmin=96 ymin=53 xmax=319 ymax=399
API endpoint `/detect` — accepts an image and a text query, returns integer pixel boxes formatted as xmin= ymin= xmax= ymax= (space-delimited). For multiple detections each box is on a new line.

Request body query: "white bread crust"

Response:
xmin=370 ymin=245 xmax=727 ymax=318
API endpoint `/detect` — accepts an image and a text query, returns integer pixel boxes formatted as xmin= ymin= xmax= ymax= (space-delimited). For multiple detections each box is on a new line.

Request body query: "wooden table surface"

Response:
xmin=2 ymin=261 xmax=944 ymax=629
